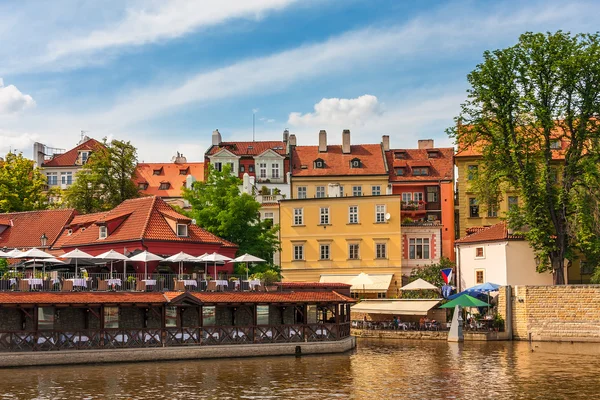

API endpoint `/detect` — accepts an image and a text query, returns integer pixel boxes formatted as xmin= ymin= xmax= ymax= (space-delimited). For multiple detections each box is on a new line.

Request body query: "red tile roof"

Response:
xmin=386 ymin=148 xmax=454 ymax=182
xmin=134 ymin=162 xmax=204 ymax=198
xmin=277 ymin=282 xmax=352 ymax=289
xmin=0 ymin=209 xmax=75 ymax=250
xmin=206 ymin=141 xmax=287 ymax=156
xmin=292 ymin=144 xmax=387 ymax=176
xmin=183 ymin=291 xmax=355 ymax=304
xmin=67 ymin=212 xmax=106 ymax=227
xmin=455 ymin=222 xmax=523 ymax=244
xmin=42 ymin=138 xmax=104 ymax=167
xmin=0 ymin=292 xmax=167 ymax=305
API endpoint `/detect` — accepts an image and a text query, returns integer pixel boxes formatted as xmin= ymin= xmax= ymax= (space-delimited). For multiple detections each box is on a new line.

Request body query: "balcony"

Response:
xmin=255 ymin=176 xmax=285 ymax=184
xmin=401 ymin=201 xmax=427 ymax=212
xmin=256 ymin=194 xmax=285 ymax=203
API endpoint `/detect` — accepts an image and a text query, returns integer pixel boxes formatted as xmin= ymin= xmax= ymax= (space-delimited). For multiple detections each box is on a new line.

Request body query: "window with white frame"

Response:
xmin=99 ymin=226 xmax=108 ymax=239
xmin=80 ymin=151 xmax=89 ymax=164
xmin=293 ymin=244 xmax=304 ymax=260
xmin=297 ymin=186 xmax=307 ymax=199
xmin=375 ymin=205 xmax=386 ymax=223
xmin=475 ymin=269 xmax=485 ymax=284
xmin=214 ymin=162 xmax=222 ymax=172
xmin=348 ymin=206 xmax=359 ymax=224
xmin=46 ymin=173 xmax=58 ymax=186
xmin=339 ymin=186 xmax=344 ymax=197
xmin=271 ymin=163 xmax=280 ymax=178
xmin=320 ymin=207 xmax=330 ymax=224
xmin=293 ymin=208 xmax=303 ymax=225
xmin=402 ymin=192 xmax=412 ymax=203
xmin=376 ymin=243 xmax=387 ymax=259
xmin=316 ymin=186 xmax=326 ymax=198
xmin=227 ymin=162 xmax=235 ymax=173
xmin=61 ymin=172 xmax=73 ymax=185
xmin=176 ymin=224 xmax=188 ymax=237
xmin=413 ymin=192 xmax=423 ymax=202
xmin=371 ymin=185 xmax=381 ymax=196
xmin=348 ymin=243 xmax=360 ymax=260
xmin=259 ymin=163 xmax=267 ymax=178
xmin=352 ymin=186 xmax=362 ymax=197
xmin=320 ymin=244 xmax=330 ymax=260
xmin=409 ymin=238 xmax=430 ymax=259
xmin=487 ymin=204 xmax=498 ymax=218
xmin=263 ymin=212 xmax=274 ymax=222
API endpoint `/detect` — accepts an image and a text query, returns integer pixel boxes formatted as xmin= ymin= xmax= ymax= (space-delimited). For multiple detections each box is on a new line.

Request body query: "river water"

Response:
xmin=1 ymin=339 xmax=599 ymax=399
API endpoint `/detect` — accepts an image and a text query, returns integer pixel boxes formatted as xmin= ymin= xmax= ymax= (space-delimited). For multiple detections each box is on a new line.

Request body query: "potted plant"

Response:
xmin=492 ymin=314 xmax=504 ymax=332
xmin=260 ymin=186 xmax=270 ymax=195
xmin=262 ymin=270 xmax=280 ymax=291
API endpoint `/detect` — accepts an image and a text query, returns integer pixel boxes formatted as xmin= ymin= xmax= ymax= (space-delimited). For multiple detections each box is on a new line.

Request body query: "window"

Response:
xmin=293 ymin=208 xmax=303 ymax=225
xmin=394 ymin=151 xmax=406 ymax=159
xmin=339 ymin=186 xmax=344 ymax=197
xmin=413 ymin=192 xmax=423 ymax=202
xmin=427 ymin=150 xmax=439 ymax=159
xmin=80 ymin=151 xmax=89 ymax=164
xmin=38 ymin=307 xmax=55 ymax=330
xmin=395 ymin=167 xmax=405 ymax=176
xmin=307 ymin=305 xmax=317 ymax=324
xmin=508 ymin=196 xmax=519 ymax=211
xmin=138 ymin=182 xmax=148 ymax=190
xmin=376 ymin=243 xmax=387 ymax=259
xmin=348 ymin=244 xmax=360 ymax=260
xmin=375 ymin=205 xmax=386 ymax=223
xmin=475 ymin=247 xmax=485 ymax=258
xmin=165 ymin=306 xmax=178 ymax=327
xmin=427 ymin=187 xmax=438 ymax=203
xmin=153 ymin=168 xmax=162 ymax=175
xmin=271 ymin=163 xmax=280 ymax=178
xmin=256 ymin=305 xmax=269 ymax=325
xmin=402 ymin=192 xmax=412 ymax=203
xmin=297 ymin=186 xmax=307 ymax=199
xmin=467 ymin=165 xmax=478 ymax=180
xmin=320 ymin=207 xmax=330 ymax=224
xmin=227 ymin=162 xmax=235 ymax=173
xmin=259 ymin=163 xmax=267 ymax=178
xmin=350 ymin=158 xmax=362 ymax=168
xmin=159 ymin=182 xmax=171 ymax=190
xmin=176 ymin=224 xmax=188 ymax=237
xmin=316 ymin=186 xmax=326 ymax=198
xmin=99 ymin=226 xmax=108 ymax=239
xmin=202 ymin=306 xmax=216 ymax=326
xmin=249 ymin=165 xmax=255 ymax=173
xmin=550 ymin=140 xmax=562 ymax=149
xmin=213 ymin=162 xmax=222 ymax=172
xmin=469 ymin=198 xmax=479 ymax=218
xmin=377 ymin=292 xmax=387 ymax=299
xmin=348 ymin=206 xmax=359 ymax=224
xmin=314 ymin=159 xmax=325 ymax=168
xmin=487 ymin=204 xmax=498 ymax=218
xmin=352 ymin=186 xmax=362 ymax=197
xmin=372 ymin=185 xmax=381 ymax=196
xmin=409 ymin=238 xmax=430 ymax=259
xmin=412 ymin=167 xmax=429 ymax=176
xmin=549 ymin=167 xmax=558 ymax=183
xmin=320 ymin=244 xmax=330 ymax=260
xmin=104 ymin=306 xmax=119 ymax=329
xmin=46 ymin=173 xmax=58 ymax=186
xmin=475 ymin=269 xmax=485 ymax=284
xmin=61 ymin=172 xmax=73 ymax=185
xmin=293 ymin=244 xmax=304 ymax=260
xmin=263 ymin=212 xmax=274 ymax=222
xmin=179 ymin=168 xmax=188 ymax=175
xmin=240 ymin=165 xmax=245 ymax=173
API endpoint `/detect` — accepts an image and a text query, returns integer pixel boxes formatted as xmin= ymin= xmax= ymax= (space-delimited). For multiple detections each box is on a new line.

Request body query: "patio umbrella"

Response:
xmin=165 ymin=251 xmax=195 ymax=278
xmin=231 ymin=254 xmax=266 ymax=280
xmin=349 ymin=272 xmax=374 ymax=296
xmin=195 ymin=253 xmax=209 ymax=276
xmin=129 ymin=250 xmax=164 ymax=280
xmin=440 ymin=294 xmax=490 ymax=308
xmin=25 ymin=257 xmax=66 ymax=277
xmin=3 ymin=249 xmax=23 ymax=258
xmin=94 ymin=250 xmax=129 ymax=279
xmin=464 ymin=282 xmax=501 ymax=314
xmin=201 ymin=252 xmax=233 ymax=279
xmin=400 ymin=278 xmax=438 ymax=291
xmin=0 ymin=250 xmax=8 ymax=257
xmin=17 ymin=248 xmax=54 ymax=277
xmin=61 ymin=248 xmax=95 ymax=278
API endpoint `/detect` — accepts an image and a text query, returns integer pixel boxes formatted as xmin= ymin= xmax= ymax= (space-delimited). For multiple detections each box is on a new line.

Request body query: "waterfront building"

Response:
xmin=134 ymin=152 xmax=204 ymax=209
xmin=384 ymin=138 xmax=455 ymax=265
xmin=279 ymin=194 xmax=403 ymax=298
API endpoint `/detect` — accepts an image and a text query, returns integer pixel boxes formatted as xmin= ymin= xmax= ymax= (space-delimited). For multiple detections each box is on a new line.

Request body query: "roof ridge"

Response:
xmin=0 ymin=208 xmax=75 ymax=216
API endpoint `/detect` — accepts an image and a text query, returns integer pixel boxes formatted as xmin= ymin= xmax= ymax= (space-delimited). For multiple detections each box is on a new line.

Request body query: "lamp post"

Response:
xmin=40 ymin=233 xmax=48 ymax=248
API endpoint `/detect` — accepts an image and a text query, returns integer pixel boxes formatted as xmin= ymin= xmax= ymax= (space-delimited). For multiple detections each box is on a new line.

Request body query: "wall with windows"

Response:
xmin=43 ymin=167 xmax=79 ymax=189
xmin=290 ymin=175 xmax=389 ymax=200
xmin=401 ymin=227 xmax=441 ymax=270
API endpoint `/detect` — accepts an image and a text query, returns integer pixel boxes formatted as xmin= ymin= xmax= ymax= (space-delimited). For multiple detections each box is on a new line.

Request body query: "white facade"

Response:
xmin=208 ymin=148 xmax=240 ymax=175
xmin=253 ymin=149 xmax=286 ymax=184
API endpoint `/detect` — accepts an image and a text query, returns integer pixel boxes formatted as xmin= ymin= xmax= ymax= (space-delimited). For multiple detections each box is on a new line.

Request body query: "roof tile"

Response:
xmin=455 ymin=222 xmax=523 ymax=244
xmin=0 ymin=209 xmax=75 ymax=249
xmin=134 ymin=162 xmax=204 ymax=197
xmin=386 ymin=148 xmax=454 ymax=182
xmin=207 ymin=141 xmax=287 ymax=156
xmin=42 ymin=138 xmax=104 ymax=167
xmin=292 ymin=144 xmax=387 ymax=176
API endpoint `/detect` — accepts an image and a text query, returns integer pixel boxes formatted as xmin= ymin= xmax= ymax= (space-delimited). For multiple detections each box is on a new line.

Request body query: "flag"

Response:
xmin=441 ymin=268 xmax=453 ymax=284
xmin=442 ymin=285 xmax=453 ymax=298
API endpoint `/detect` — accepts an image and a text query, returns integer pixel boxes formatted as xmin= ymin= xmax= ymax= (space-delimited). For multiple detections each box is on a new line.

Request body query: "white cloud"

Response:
xmin=0 ymin=129 xmax=40 ymax=157
xmin=288 ymin=95 xmax=383 ymax=127
xmin=0 ymin=79 xmax=35 ymax=114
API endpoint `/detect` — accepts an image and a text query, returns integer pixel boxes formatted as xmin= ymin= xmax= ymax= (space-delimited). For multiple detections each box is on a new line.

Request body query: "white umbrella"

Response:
xmin=349 ymin=272 xmax=374 ymax=296
xmin=195 ymin=253 xmax=210 ymax=277
xmin=231 ymin=254 xmax=266 ymax=280
xmin=17 ymin=248 xmax=55 ymax=277
xmin=129 ymin=250 xmax=164 ymax=280
xmin=400 ymin=278 xmax=439 ymax=291
xmin=165 ymin=251 xmax=195 ymax=278
xmin=201 ymin=252 xmax=233 ymax=279
xmin=3 ymin=249 xmax=23 ymax=258
xmin=0 ymin=250 xmax=8 ymax=258
xmin=61 ymin=248 xmax=94 ymax=278
xmin=95 ymin=250 xmax=129 ymax=278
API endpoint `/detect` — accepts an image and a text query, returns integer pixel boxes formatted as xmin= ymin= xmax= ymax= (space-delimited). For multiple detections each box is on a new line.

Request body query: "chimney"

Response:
xmin=342 ymin=129 xmax=351 ymax=154
xmin=318 ymin=130 xmax=327 ymax=152
xmin=172 ymin=152 xmax=187 ymax=164
xmin=212 ymin=129 xmax=222 ymax=146
xmin=283 ymin=129 xmax=289 ymax=154
xmin=418 ymin=139 xmax=434 ymax=149
xmin=382 ymin=135 xmax=390 ymax=151
xmin=288 ymin=134 xmax=297 ymax=147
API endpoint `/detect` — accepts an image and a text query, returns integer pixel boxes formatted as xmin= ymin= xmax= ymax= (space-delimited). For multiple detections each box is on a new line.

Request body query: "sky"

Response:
xmin=0 ymin=0 xmax=598 ymax=162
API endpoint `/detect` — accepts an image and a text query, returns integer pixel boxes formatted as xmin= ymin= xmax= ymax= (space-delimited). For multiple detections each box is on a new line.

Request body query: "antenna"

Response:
xmin=252 ymin=111 xmax=255 ymax=142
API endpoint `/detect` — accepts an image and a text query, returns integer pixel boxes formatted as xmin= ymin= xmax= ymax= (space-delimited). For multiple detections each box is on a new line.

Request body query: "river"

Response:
xmin=1 ymin=339 xmax=599 ymax=399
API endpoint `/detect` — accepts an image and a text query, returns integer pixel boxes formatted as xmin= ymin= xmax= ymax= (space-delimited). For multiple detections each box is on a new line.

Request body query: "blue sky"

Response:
xmin=1 ymin=0 xmax=598 ymax=161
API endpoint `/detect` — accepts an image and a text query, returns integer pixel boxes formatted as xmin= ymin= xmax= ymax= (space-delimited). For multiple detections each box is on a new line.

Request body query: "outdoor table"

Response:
xmin=113 ymin=334 xmax=129 ymax=342
xmin=9 ymin=278 xmax=17 ymax=287
xmin=25 ymin=278 xmax=43 ymax=287
xmin=72 ymin=335 xmax=89 ymax=343
xmin=248 ymin=280 xmax=261 ymax=289
xmin=214 ymin=280 xmax=228 ymax=289
xmin=68 ymin=278 xmax=88 ymax=288
xmin=105 ymin=279 xmax=122 ymax=287
xmin=182 ymin=279 xmax=197 ymax=287
xmin=142 ymin=279 xmax=157 ymax=286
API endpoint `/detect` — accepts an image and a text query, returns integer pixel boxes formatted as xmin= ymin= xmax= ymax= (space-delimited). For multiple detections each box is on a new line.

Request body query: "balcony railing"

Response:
xmin=401 ymin=201 xmax=426 ymax=211
xmin=256 ymin=194 xmax=284 ymax=203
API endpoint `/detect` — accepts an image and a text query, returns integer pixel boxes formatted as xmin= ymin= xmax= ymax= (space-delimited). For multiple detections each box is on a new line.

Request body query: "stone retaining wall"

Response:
xmin=351 ymin=329 xmax=447 ymax=340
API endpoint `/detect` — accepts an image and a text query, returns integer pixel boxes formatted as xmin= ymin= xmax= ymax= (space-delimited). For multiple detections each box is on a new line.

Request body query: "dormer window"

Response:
xmin=67 ymin=229 xmax=73 ymax=236
xmin=395 ymin=167 xmax=405 ymax=176
xmin=350 ymin=158 xmax=362 ymax=168
xmin=159 ymin=182 xmax=171 ymax=190
xmin=550 ymin=140 xmax=561 ymax=149
xmin=394 ymin=151 xmax=406 ymax=159
xmin=412 ymin=167 xmax=429 ymax=176
xmin=176 ymin=224 xmax=188 ymax=237
xmin=179 ymin=168 xmax=189 ymax=175
xmin=427 ymin=149 xmax=440 ymax=158
xmin=153 ymin=168 xmax=163 ymax=176
xmin=314 ymin=158 xmax=325 ymax=169
xmin=99 ymin=226 xmax=108 ymax=239
xmin=138 ymin=182 xmax=149 ymax=190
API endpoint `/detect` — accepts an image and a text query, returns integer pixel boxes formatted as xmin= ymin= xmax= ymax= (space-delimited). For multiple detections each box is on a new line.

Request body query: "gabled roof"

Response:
xmin=134 ymin=162 xmax=204 ymax=198
xmin=455 ymin=222 xmax=524 ymax=244
xmin=0 ymin=209 xmax=76 ymax=249
xmin=206 ymin=141 xmax=287 ymax=156
xmin=180 ymin=291 xmax=355 ymax=304
xmin=386 ymin=147 xmax=454 ymax=182
xmin=292 ymin=144 xmax=387 ymax=177
xmin=41 ymin=138 xmax=104 ymax=167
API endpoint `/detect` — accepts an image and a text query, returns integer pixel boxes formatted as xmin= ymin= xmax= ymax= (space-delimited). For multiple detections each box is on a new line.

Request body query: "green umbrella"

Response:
xmin=440 ymin=294 xmax=490 ymax=308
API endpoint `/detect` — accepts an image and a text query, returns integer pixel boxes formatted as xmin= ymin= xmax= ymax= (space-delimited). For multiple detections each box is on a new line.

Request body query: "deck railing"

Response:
xmin=0 ymin=323 xmax=351 ymax=352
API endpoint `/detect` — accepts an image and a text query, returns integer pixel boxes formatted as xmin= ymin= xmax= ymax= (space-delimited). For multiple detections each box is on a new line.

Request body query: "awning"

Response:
xmin=351 ymin=299 xmax=441 ymax=316
xmin=320 ymin=274 xmax=393 ymax=292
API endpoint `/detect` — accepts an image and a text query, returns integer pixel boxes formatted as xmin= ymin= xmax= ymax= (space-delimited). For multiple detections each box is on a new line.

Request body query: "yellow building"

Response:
xmin=279 ymin=195 xmax=404 ymax=298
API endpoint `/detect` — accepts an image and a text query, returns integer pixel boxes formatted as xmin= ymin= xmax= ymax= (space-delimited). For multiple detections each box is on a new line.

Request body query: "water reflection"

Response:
xmin=0 ymin=339 xmax=598 ymax=399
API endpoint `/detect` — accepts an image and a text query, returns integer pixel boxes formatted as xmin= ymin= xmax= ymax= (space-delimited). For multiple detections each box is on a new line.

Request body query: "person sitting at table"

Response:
xmin=419 ymin=317 xmax=425 ymax=330
xmin=392 ymin=316 xmax=398 ymax=329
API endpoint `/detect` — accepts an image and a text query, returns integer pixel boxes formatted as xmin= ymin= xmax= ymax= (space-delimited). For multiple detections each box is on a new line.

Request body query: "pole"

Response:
xmin=252 ymin=112 xmax=255 ymax=141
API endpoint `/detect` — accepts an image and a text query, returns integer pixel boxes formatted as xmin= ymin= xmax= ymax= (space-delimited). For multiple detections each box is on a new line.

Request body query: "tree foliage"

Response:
xmin=402 ymin=258 xmax=454 ymax=299
xmin=448 ymin=31 xmax=600 ymax=284
xmin=0 ymin=152 xmax=48 ymax=212
xmin=183 ymin=165 xmax=281 ymax=271
xmin=64 ymin=139 xmax=139 ymax=213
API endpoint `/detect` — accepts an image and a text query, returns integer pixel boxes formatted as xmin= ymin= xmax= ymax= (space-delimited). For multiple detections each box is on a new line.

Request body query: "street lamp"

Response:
xmin=40 ymin=233 xmax=48 ymax=248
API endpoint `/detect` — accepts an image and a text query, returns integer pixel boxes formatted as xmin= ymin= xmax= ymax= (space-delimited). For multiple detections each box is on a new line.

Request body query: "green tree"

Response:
xmin=65 ymin=139 xmax=139 ymax=213
xmin=402 ymin=258 xmax=454 ymax=299
xmin=449 ymin=31 xmax=600 ymax=284
xmin=0 ymin=152 xmax=48 ymax=212
xmin=183 ymin=165 xmax=281 ymax=271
